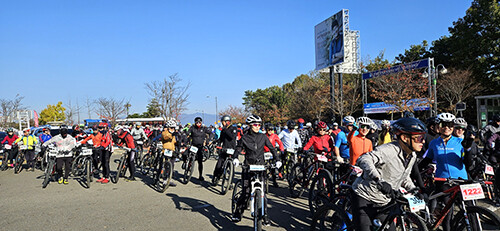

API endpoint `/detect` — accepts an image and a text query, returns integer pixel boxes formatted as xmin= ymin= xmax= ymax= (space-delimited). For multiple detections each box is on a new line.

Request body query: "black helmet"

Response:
xmin=426 ymin=116 xmax=439 ymax=126
xmin=194 ymin=117 xmax=202 ymax=123
xmin=493 ymin=114 xmax=500 ymax=122
xmin=264 ymin=122 xmax=275 ymax=131
xmin=466 ymin=124 xmax=478 ymax=137
xmin=403 ymin=111 xmax=415 ymax=118
xmin=221 ymin=115 xmax=231 ymax=122
xmin=392 ymin=118 xmax=427 ymax=136
xmin=287 ymin=120 xmax=296 ymax=128
xmin=60 ymin=125 xmax=69 ymax=135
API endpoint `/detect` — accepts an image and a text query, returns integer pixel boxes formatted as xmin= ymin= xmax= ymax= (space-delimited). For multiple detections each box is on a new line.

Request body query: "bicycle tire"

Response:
xmin=202 ymin=149 xmax=209 ymax=162
xmin=183 ymin=156 xmax=194 ymax=184
xmin=254 ymin=189 xmax=263 ymax=231
xmin=309 ymin=170 xmax=335 ymax=215
xmin=139 ymin=154 xmax=151 ymax=175
xmin=232 ymin=179 xmax=242 ymax=215
xmin=71 ymin=156 xmax=81 ymax=176
xmin=158 ymin=160 xmax=173 ymax=193
xmin=452 ymin=205 xmax=500 ymax=231
xmin=85 ymin=158 xmax=92 ymax=187
xmin=1 ymin=151 xmax=8 ymax=171
xmin=395 ymin=212 xmax=428 ymax=231
xmin=14 ymin=154 xmax=23 ymax=174
xmin=112 ymin=156 xmax=125 ymax=184
xmin=221 ymin=160 xmax=234 ymax=195
xmin=288 ymin=164 xmax=305 ymax=198
xmin=42 ymin=160 xmax=54 ymax=188
xmin=310 ymin=202 xmax=353 ymax=231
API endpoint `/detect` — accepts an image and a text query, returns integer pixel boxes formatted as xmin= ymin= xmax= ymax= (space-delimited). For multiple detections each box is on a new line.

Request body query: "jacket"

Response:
xmin=303 ymin=134 xmax=334 ymax=154
xmin=236 ymin=130 xmax=279 ymax=165
xmin=218 ymin=125 xmax=238 ymax=149
xmin=353 ymin=141 xmax=416 ymax=206
xmin=265 ymin=133 xmax=284 ymax=152
xmin=161 ymin=130 xmax=176 ymax=151
xmin=15 ymin=135 xmax=38 ymax=150
xmin=188 ymin=125 xmax=212 ymax=146
xmin=42 ymin=134 xmax=77 ymax=158
xmin=117 ymin=131 xmax=135 ymax=149
xmin=2 ymin=134 xmax=19 ymax=145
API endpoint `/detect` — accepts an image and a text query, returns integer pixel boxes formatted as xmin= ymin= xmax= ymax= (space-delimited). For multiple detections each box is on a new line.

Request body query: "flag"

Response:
xmin=34 ymin=110 xmax=39 ymax=127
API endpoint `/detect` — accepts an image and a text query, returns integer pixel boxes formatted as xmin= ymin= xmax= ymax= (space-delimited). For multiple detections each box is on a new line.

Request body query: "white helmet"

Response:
xmin=356 ymin=117 xmax=373 ymax=126
xmin=343 ymin=116 xmax=355 ymax=124
xmin=166 ymin=120 xmax=176 ymax=128
xmin=246 ymin=114 xmax=262 ymax=124
xmin=437 ymin=113 xmax=455 ymax=123
xmin=381 ymin=120 xmax=391 ymax=127
xmin=370 ymin=123 xmax=379 ymax=130
xmin=453 ymin=118 xmax=467 ymax=128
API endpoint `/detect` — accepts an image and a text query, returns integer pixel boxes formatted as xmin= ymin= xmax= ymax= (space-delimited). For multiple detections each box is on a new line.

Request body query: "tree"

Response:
xmin=124 ymin=103 xmax=131 ymax=117
xmin=437 ymin=68 xmax=484 ymax=113
xmin=218 ymin=105 xmax=249 ymax=124
xmin=95 ymin=97 xmax=128 ymax=125
xmin=144 ymin=98 xmax=161 ymax=118
xmin=395 ymin=40 xmax=431 ymax=64
xmin=368 ymin=67 xmax=430 ymax=114
xmin=288 ymin=73 xmax=330 ymax=121
xmin=0 ymin=94 xmax=25 ymax=127
xmin=64 ymin=99 xmax=83 ymax=125
xmin=39 ymin=102 xmax=66 ymax=125
xmin=243 ymin=85 xmax=290 ymax=124
xmin=145 ymin=73 xmax=190 ymax=121
xmin=331 ymin=73 xmax=363 ymax=117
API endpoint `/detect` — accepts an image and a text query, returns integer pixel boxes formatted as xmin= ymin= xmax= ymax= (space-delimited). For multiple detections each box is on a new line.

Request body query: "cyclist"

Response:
xmin=263 ymin=122 xmax=284 ymax=187
xmin=42 ymin=126 xmax=77 ymax=184
xmin=71 ymin=125 xmax=85 ymax=141
xmin=14 ymin=128 xmax=38 ymax=171
xmin=352 ymin=117 xmax=426 ymax=231
xmin=334 ymin=116 xmax=357 ymax=164
xmin=211 ymin=115 xmax=238 ymax=185
xmin=116 ymin=126 xmax=137 ymax=181
xmin=419 ymin=113 xmax=473 ymax=231
xmin=480 ymin=114 xmax=500 ymax=145
xmin=366 ymin=123 xmax=379 ymax=147
xmin=38 ymin=128 xmax=52 ymax=144
xmin=1 ymin=128 xmax=19 ymax=168
xmin=330 ymin=122 xmax=341 ymax=141
xmin=130 ymin=122 xmax=147 ymax=152
xmin=348 ymin=117 xmax=373 ymax=165
xmin=80 ymin=126 xmax=102 ymax=175
xmin=278 ymin=120 xmax=301 ymax=177
xmin=97 ymin=122 xmax=113 ymax=184
xmin=154 ymin=120 xmax=178 ymax=186
xmin=378 ymin=120 xmax=393 ymax=145
xmin=303 ymin=121 xmax=334 ymax=155
xmin=185 ymin=117 xmax=213 ymax=182
xmin=231 ymin=114 xmax=282 ymax=224
xmin=297 ymin=118 xmax=310 ymax=147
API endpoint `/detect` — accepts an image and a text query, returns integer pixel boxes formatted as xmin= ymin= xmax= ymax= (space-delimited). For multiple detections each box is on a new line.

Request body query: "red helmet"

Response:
xmin=298 ymin=118 xmax=305 ymax=124
xmin=98 ymin=122 xmax=107 ymax=128
xmin=317 ymin=121 xmax=327 ymax=129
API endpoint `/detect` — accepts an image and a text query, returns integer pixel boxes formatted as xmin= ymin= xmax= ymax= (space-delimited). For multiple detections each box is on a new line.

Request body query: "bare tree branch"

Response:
xmin=0 ymin=94 xmax=25 ymax=127
xmin=437 ymin=68 xmax=484 ymax=113
xmin=145 ymin=73 xmax=191 ymax=121
xmin=95 ymin=97 xmax=128 ymax=125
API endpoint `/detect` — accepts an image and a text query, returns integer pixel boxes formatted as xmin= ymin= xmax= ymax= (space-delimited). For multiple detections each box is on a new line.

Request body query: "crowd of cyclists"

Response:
xmin=1 ymin=112 xmax=500 ymax=230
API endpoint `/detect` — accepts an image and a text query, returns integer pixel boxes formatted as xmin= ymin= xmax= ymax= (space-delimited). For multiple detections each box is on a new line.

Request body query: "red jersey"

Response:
xmin=303 ymin=134 xmax=334 ymax=154
xmin=118 ymin=132 xmax=135 ymax=149
xmin=2 ymin=134 xmax=19 ymax=145
xmin=264 ymin=133 xmax=284 ymax=152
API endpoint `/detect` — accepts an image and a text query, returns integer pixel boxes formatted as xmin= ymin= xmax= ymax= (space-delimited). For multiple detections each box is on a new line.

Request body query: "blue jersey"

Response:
xmin=335 ymin=131 xmax=349 ymax=159
xmin=427 ymin=136 xmax=467 ymax=179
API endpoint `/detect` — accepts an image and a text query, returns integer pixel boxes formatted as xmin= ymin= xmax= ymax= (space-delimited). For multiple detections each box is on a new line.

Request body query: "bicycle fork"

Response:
xmin=250 ymin=180 xmax=265 ymax=218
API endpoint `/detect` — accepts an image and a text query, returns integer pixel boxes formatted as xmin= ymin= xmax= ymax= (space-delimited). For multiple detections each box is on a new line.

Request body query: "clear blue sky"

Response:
xmin=0 ymin=0 xmax=472 ymax=122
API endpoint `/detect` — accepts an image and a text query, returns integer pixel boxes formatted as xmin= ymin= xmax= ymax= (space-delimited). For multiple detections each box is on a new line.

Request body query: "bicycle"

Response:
xmin=232 ymin=164 xmax=270 ymax=231
xmin=218 ymin=148 xmax=236 ymax=195
xmin=42 ymin=146 xmax=58 ymax=188
xmin=140 ymin=141 xmax=162 ymax=176
xmin=311 ymin=187 xmax=429 ymax=231
xmin=421 ymin=177 xmax=500 ymax=231
xmin=111 ymin=146 xmax=133 ymax=184
xmin=182 ymin=145 xmax=198 ymax=184
xmin=264 ymin=152 xmax=278 ymax=190
xmin=288 ymin=152 xmax=333 ymax=198
xmin=155 ymin=147 xmax=174 ymax=193
xmin=0 ymin=144 xmax=13 ymax=171
xmin=71 ymin=145 xmax=94 ymax=187
xmin=282 ymin=147 xmax=298 ymax=179
xmin=14 ymin=143 xmax=28 ymax=174
xmin=135 ymin=139 xmax=145 ymax=167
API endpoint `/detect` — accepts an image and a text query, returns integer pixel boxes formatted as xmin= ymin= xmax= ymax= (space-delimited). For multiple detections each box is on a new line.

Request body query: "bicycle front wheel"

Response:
xmin=220 ymin=160 xmax=234 ymax=195
xmin=85 ymin=158 xmax=92 ymax=187
xmin=452 ymin=205 xmax=500 ymax=231
xmin=254 ymin=189 xmax=263 ymax=231
xmin=14 ymin=154 xmax=23 ymax=174
xmin=394 ymin=212 xmax=428 ymax=231
xmin=288 ymin=164 xmax=305 ymax=198
xmin=158 ymin=160 xmax=173 ymax=193
xmin=42 ymin=160 xmax=55 ymax=188
xmin=310 ymin=202 xmax=353 ymax=231
xmin=183 ymin=157 xmax=194 ymax=184
xmin=309 ymin=170 xmax=335 ymax=215
xmin=232 ymin=179 xmax=242 ymax=215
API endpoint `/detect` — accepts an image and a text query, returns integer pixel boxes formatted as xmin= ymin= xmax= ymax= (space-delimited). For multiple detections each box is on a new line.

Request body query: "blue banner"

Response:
xmin=362 ymin=59 xmax=430 ymax=80
xmin=363 ymin=98 xmax=430 ymax=114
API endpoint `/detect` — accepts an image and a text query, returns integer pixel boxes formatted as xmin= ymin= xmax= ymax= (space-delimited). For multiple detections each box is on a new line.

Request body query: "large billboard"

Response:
xmin=315 ymin=10 xmax=345 ymax=70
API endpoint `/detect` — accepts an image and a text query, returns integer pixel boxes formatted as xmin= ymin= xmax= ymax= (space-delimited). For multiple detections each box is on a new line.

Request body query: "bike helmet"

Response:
xmin=343 ymin=116 xmax=355 ymax=125
xmin=356 ymin=117 xmax=373 ymax=126
xmin=98 ymin=122 xmax=107 ymax=128
xmin=23 ymin=128 xmax=30 ymax=132
xmin=287 ymin=120 xmax=297 ymax=128
xmin=426 ymin=116 xmax=439 ymax=126
xmin=381 ymin=120 xmax=391 ymax=127
xmin=166 ymin=120 xmax=176 ymax=128
xmin=392 ymin=118 xmax=427 ymax=135
xmin=298 ymin=118 xmax=305 ymax=124
xmin=403 ymin=111 xmax=415 ymax=118
xmin=436 ymin=113 xmax=455 ymax=123
xmin=221 ymin=115 xmax=231 ymax=122
xmin=493 ymin=114 xmax=500 ymax=122
xmin=453 ymin=118 xmax=467 ymax=128
xmin=194 ymin=117 xmax=202 ymax=123
xmin=370 ymin=123 xmax=379 ymax=130
xmin=466 ymin=124 xmax=478 ymax=137
xmin=317 ymin=121 xmax=327 ymax=129
xmin=305 ymin=122 xmax=312 ymax=128
xmin=7 ymin=128 xmax=13 ymax=133
xmin=264 ymin=122 xmax=275 ymax=131
xmin=135 ymin=122 xmax=141 ymax=126
xmin=246 ymin=114 xmax=262 ymax=124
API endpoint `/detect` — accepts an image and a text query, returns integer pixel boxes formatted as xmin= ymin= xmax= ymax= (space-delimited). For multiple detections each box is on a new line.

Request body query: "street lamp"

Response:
xmin=433 ymin=64 xmax=447 ymax=116
xmin=206 ymin=95 xmax=218 ymax=125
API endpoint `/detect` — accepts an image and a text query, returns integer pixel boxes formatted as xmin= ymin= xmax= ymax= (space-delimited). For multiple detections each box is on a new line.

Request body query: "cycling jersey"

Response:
xmin=348 ymin=131 xmax=373 ymax=165
xmin=334 ymin=130 xmax=358 ymax=159
xmin=278 ymin=129 xmax=301 ymax=149
xmin=130 ymin=127 xmax=147 ymax=141
xmin=14 ymin=135 xmax=38 ymax=149
xmin=117 ymin=131 xmax=135 ymax=149
xmin=303 ymin=134 xmax=334 ymax=154
xmin=426 ymin=136 xmax=467 ymax=179
xmin=378 ymin=132 xmax=393 ymax=145
xmin=38 ymin=134 xmax=52 ymax=143
xmin=265 ymin=133 xmax=284 ymax=152
xmin=188 ymin=125 xmax=213 ymax=146
xmin=218 ymin=125 xmax=238 ymax=149
xmin=2 ymin=134 xmax=18 ymax=145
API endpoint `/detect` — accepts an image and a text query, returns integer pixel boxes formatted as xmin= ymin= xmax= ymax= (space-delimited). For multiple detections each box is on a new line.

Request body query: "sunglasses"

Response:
xmin=454 ymin=126 xmax=465 ymax=130
xmin=251 ymin=123 xmax=261 ymax=127
xmin=360 ymin=125 xmax=370 ymax=129
xmin=411 ymin=134 xmax=425 ymax=143
xmin=440 ymin=123 xmax=454 ymax=128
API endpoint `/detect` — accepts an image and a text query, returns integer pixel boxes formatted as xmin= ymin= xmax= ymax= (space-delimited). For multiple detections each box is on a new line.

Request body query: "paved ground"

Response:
xmin=0 ymin=150 xmax=311 ymax=231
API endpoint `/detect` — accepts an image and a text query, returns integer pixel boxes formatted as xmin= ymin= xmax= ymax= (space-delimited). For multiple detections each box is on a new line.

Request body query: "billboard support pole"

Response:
xmin=339 ymin=73 xmax=344 ymax=120
xmin=330 ymin=66 xmax=335 ymax=120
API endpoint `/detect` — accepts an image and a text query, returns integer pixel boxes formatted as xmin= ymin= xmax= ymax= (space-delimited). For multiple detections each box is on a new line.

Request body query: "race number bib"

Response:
xmin=460 ymin=183 xmax=485 ymax=201
xmin=405 ymin=195 xmax=426 ymax=212
xmin=316 ymin=154 xmax=328 ymax=162
xmin=164 ymin=150 xmax=173 ymax=157
xmin=190 ymin=146 xmax=198 ymax=153
xmin=485 ymin=165 xmax=494 ymax=175
xmin=249 ymin=165 xmax=266 ymax=171
xmin=226 ymin=148 xmax=234 ymax=155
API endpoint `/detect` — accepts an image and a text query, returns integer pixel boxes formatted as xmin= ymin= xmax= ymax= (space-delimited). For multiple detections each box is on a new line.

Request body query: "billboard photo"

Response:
xmin=315 ymin=10 xmax=345 ymax=70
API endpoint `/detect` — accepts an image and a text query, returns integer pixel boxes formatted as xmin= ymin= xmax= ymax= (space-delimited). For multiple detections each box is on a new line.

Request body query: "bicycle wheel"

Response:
xmin=42 ymin=160 xmax=54 ymax=188
xmin=1 ymin=151 xmax=8 ymax=171
xmin=202 ymin=149 xmax=209 ymax=162
xmin=111 ymin=156 xmax=125 ymax=184
xmin=221 ymin=160 xmax=234 ymax=195
xmin=14 ymin=154 xmax=24 ymax=174
xmin=71 ymin=156 xmax=82 ymax=176
xmin=254 ymin=189 xmax=263 ymax=231
xmin=310 ymin=202 xmax=353 ymax=231
xmin=139 ymin=154 xmax=151 ymax=175
xmin=85 ymin=158 xmax=92 ymax=187
xmin=452 ymin=205 xmax=500 ymax=231
xmin=288 ymin=164 xmax=305 ymax=198
xmin=394 ymin=212 xmax=428 ymax=231
xmin=232 ymin=179 xmax=242 ymax=215
xmin=309 ymin=170 xmax=335 ymax=215
xmin=135 ymin=146 xmax=143 ymax=167
xmin=158 ymin=160 xmax=173 ymax=193
xmin=183 ymin=156 xmax=194 ymax=184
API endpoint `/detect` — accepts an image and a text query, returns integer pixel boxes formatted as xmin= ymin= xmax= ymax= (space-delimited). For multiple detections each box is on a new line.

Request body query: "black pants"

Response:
xmin=127 ymin=150 xmax=136 ymax=177
xmin=234 ymin=169 xmax=268 ymax=217
xmin=435 ymin=182 xmax=452 ymax=231
xmin=8 ymin=148 xmax=18 ymax=162
xmin=213 ymin=152 xmax=228 ymax=179
xmin=195 ymin=145 xmax=204 ymax=177
xmin=25 ymin=150 xmax=35 ymax=168
xmin=101 ymin=149 xmax=111 ymax=178
xmin=92 ymin=148 xmax=101 ymax=171
xmin=352 ymin=194 xmax=394 ymax=231
xmin=56 ymin=157 xmax=72 ymax=179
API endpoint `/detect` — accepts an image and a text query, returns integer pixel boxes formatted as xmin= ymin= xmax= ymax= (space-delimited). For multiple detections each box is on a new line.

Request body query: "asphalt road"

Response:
xmin=0 ymin=150 xmax=311 ymax=231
